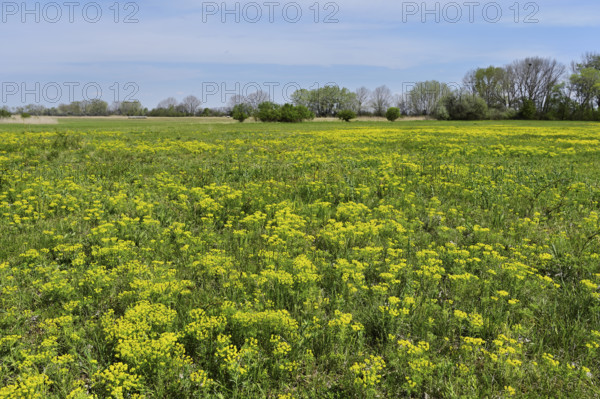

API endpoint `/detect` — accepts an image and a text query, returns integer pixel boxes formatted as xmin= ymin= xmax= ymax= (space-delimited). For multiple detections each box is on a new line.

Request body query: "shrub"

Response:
xmin=519 ymin=99 xmax=537 ymax=120
xmin=21 ymin=112 xmax=31 ymax=119
xmin=255 ymin=102 xmax=281 ymax=122
xmin=0 ymin=109 xmax=11 ymax=119
xmin=279 ymin=104 xmax=314 ymax=123
xmin=385 ymin=107 xmax=401 ymax=122
xmin=433 ymin=104 xmax=450 ymax=120
xmin=337 ymin=110 xmax=357 ymax=122
xmin=256 ymin=102 xmax=314 ymax=123
xmin=438 ymin=94 xmax=488 ymax=120
xmin=231 ymin=104 xmax=253 ymax=123
xmin=488 ymin=108 xmax=517 ymax=120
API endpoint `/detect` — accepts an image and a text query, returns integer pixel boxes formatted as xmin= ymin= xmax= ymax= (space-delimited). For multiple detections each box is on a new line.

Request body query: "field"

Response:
xmin=1 ymin=119 xmax=599 ymax=398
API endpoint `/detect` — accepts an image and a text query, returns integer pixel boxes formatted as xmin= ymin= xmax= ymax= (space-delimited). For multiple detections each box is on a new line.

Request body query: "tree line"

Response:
xmin=2 ymin=52 xmax=598 ymax=121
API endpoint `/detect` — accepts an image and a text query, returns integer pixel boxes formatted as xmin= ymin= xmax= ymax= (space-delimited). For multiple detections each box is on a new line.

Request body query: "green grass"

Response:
xmin=0 ymin=119 xmax=599 ymax=398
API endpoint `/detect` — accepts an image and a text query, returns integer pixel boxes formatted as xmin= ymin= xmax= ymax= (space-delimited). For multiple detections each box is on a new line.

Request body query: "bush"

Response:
xmin=433 ymin=104 xmax=450 ymax=120
xmin=20 ymin=112 xmax=31 ymax=119
xmin=147 ymin=107 xmax=185 ymax=117
xmin=337 ymin=110 xmax=356 ymax=122
xmin=279 ymin=104 xmax=314 ymax=122
xmin=0 ymin=109 xmax=11 ymax=119
xmin=385 ymin=107 xmax=401 ymax=122
xmin=295 ymin=105 xmax=315 ymax=121
xmin=518 ymin=99 xmax=537 ymax=120
xmin=255 ymin=102 xmax=281 ymax=122
xmin=488 ymin=108 xmax=517 ymax=120
xmin=437 ymin=94 xmax=488 ymax=120
xmin=256 ymin=102 xmax=314 ymax=123
xmin=231 ymin=104 xmax=253 ymax=122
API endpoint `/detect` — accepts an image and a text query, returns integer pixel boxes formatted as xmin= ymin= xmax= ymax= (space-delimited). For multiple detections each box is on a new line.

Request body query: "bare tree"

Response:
xmin=247 ymin=90 xmax=270 ymax=110
xmin=157 ymin=97 xmax=178 ymax=109
xmin=462 ymin=69 xmax=477 ymax=95
xmin=109 ymin=101 xmax=121 ymax=114
xmin=499 ymin=66 xmax=519 ymax=109
xmin=227 ymin=94 xmax=247 ymax=111
xmin=369 ymin=85 xmax=392 ymax=116
xmin=393 ymin=93 xmax=409 ymax=115
xmin=508 ymin=57 xmax=565 ymax=112
xmin=355 ymin=87 xmax=371 ymax=115
xmin=181 ymin=95 xmax=202 ymax=115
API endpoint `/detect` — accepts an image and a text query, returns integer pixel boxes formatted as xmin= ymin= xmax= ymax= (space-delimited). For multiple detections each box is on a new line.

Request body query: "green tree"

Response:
xmin=464 ymin=66 xmax=506 ymax=109
xmin=120 ymin=101 xmax=145 ymax=116
xmin=407 ymin=81 xmax=451 ymax=115
xmin=85 ymin=99 xmax=109 ymax=116
xmin=570 ymin=67 xmax=600 ymax=111
xmin=291 ymin=86 xmax=357 ymax=117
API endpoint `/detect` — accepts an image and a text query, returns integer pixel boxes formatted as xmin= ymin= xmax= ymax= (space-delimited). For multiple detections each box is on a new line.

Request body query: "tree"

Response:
xmin=279 ymin=104 xmax=314 ymax=122
xmin=255 ymin=102 xmax=314 ymax=123
xmin=57 ymin=102 xmax=83 ymax=116
xmin=231 ymin=103 xmax=253 ymax=122
xmin=227 ymin=94 xmax=247 ymax=110
xmin=407 ymin=81 xmax=451 ymax=115
xmin=369 ymin=85 xmax=392 ymax=116
xmin=545 ymin=83 xmax=579 ymax=120
xmin=337 ymin=109 xmax=356 ymax=122
xmin=462 ymin=69 xmax=477 ymax=95
xmin=255 ymin=102 xmax=281 ymax=122
xmin=499 ymin=66 xmax=519 ymax=110
xmin=354 ymin=87 xmax=371 ymax=115
xmin=181 ymin=95 xmax=202 ymax=115
xmin=0 ymin=109 xmax=11 ymax=119
xmin=570 ymin=53 xmax=600 ymax=111
xmin=464 ymin=66 xmax=506 ymax=109
xmin=120 ymin=101 xmax=145 ymax=116
xmin=438 ymin=93 xmax=488 ymax=120
xmin=385 ymin=107 xmax=401 ymax=121
xmin=291 ymin=86 xmax=356 ymax=117
xmin=519 ymin=99 xmax=537 ymax=120
xmin=157 ymin=97 xmax=178 ymax=109
xmin=570 ymin=68 xmax=600 ymax=110
xmin=85 ymin=99 xmax=108 ymax=116
xmin=508 ymin=57 xmax=565 ymax=113
xmin=23 ymin=104 xmax=46 ymax=116
xmin=246 ymin=91 xmax=270 ymax=110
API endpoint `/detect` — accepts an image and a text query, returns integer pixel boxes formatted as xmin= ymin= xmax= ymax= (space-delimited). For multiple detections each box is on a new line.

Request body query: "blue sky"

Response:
xmin=1 ymin=0 xmax=599 ymax=108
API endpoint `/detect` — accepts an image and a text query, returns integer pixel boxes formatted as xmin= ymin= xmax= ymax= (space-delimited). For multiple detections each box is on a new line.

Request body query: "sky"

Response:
xmin=1 ymin=0 xmax=599 ymax=108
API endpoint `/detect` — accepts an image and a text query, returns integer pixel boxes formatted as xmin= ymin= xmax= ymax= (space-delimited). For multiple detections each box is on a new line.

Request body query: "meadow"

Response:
xmin=0 ymin=118 xmax=599 ymax=398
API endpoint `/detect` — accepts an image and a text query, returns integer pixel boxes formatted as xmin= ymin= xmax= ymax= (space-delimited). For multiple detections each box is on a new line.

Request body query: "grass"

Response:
xmin=0 ymin=118 xmax=599 ymax=398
